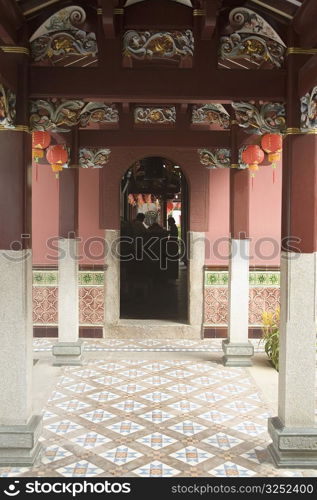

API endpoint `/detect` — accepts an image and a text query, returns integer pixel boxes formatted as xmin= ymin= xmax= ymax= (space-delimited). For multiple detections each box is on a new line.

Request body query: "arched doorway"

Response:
xmin=119 ymin=156 xmax=189 ymax=322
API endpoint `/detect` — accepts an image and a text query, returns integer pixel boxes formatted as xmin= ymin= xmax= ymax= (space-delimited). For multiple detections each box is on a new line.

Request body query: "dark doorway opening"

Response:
xmin=120 ymin=156 xmax=189 ymax=322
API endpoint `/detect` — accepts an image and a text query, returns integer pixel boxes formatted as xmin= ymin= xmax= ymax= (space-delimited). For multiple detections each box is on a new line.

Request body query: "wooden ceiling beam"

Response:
xmin=78 ymin=128 xmax=230 ymax=148
xmin=29 ymin=66 xmax=286 ymax=101
xmin=293 ymin=0 xmax=317 ymax=48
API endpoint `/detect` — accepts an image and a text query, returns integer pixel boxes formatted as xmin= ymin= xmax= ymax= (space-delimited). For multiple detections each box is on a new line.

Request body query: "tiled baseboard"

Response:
xmin=33 ymin=326 xmax=262 ymax=339
xmin=33 ymin=327 xmax=103 ymax=338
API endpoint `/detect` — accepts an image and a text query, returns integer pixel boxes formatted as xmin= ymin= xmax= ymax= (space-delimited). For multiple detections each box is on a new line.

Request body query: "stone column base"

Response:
xmin=0 ymin=415 xmax=42 ymax=466
xmin=268 ymin=417 xmax=317 ymax=468
xmin=52 ymin=341 xmax=83 ymax=366
xmin=222 ymin=339 xmax=254 ymax=367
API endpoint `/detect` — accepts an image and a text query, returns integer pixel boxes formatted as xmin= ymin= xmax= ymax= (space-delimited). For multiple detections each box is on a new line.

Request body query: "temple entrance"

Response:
xmin=119 ymin=156 xmax=189 ymax=322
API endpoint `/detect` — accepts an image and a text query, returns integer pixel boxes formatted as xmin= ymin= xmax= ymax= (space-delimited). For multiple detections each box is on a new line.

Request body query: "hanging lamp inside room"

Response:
xmin=261 ymin=133 xmax=283 ymax=183
xmin=46 ymin=144 xmax=69 ymax=178
xmin=241 ymin=144 xmax=265 ymax=188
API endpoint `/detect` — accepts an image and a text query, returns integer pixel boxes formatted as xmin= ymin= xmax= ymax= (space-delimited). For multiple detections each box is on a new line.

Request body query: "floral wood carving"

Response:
xmin=301 ymin=86 xmax=317 ymax=131
xmin=219 ymin=8 xmax=286 ymax=69
xmin=29 ymin=99 xmax=119 ymax=132
xmin=198 ymin=149 xmax=231 ymax=169
xmin=192 ymin=104 xmax=230 ymax=129
xmin=134 ymin=106 xmax=176 ymax=124
xmin=0 ymin=83 xmax=16 ymax=129
xmin=29 ymin=6 xmax=98 ymax=67
xmin=123 ymin=30 xmax=194 ymax=63
xmin=79 ymin=148 xmax=111 ymax=168
xmin=232 ymin=101 xmax=286 ymax=134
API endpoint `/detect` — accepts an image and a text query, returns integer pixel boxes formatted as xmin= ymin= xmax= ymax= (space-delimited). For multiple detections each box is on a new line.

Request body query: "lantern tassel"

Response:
xmin=35 ymin=163 xmax=38 ymax=182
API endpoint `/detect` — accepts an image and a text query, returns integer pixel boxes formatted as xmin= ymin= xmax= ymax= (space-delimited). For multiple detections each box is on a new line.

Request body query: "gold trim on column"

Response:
xmin=193 ymin=9 xmax=205 ymax=16
xmin=0 ymin=46 xmax=29 ymax=55
xmin=114 ymin=8 xmax=124 ymax=15
xmin=306 ymin=129 xmax=317 ymax=135
xmin=97 ymin=8 xmax=103 ymax=14
xmin=285 ymin=128 xmax=301 ymax=135
xmin=231 ymin=163 xmax=240 ymax=169
xmin=286 ymin=47 xmax=317 ymax=56
xmin=0 ymin=125 xmax=30 ymax=132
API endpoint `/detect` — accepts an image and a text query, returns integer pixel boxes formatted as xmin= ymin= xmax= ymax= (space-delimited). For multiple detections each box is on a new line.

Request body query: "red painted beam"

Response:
xmin=293 ymin=0 xmax=317 ymax=48
xmin=29 ymin=67 xmax=286 ymax=101
xmin=78 ymin=128 xmax=230 ymax=148
xmin=299 ymin=54 xmax=317 ymax=96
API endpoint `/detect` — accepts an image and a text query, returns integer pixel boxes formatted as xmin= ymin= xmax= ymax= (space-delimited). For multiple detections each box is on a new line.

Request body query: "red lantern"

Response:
xmin=46 ymin=145 xmax=68 ymax=174
xmin=32 ymin=131 xmax=51 ymax=150
xmin=242 ymin=145 xmax=264 ymax=172
xmin=261 ymin=133 xmax=282 ymax=163
xmin=167 ymin=201 xmax=174 ymax=213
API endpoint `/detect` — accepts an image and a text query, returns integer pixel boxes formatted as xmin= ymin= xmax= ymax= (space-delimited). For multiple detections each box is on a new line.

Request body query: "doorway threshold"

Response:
xmin=104 ymin=319 xmax=202 ymax=339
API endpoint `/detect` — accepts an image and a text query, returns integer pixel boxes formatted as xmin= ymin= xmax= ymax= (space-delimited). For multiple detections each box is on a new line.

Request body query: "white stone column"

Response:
xmin=0 ymin=250 xmax=42 ymax=465
xmin=268 ymin=252 xmax=317 ymax=467
xmin=53 ymin=238 xmax=82 ymax=365
xmin=104 ymin=229 xmax=120 ymax=333
xmin=222 ymin=238 xmax=254 ymax=366
xmin=188 ymin=231 xmax=205 ymax=337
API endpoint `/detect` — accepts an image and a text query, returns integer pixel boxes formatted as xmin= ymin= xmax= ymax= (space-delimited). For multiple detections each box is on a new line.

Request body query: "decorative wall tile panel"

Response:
xmin=33 ymin=287 xmax=58 ymax=325
xmin=204 ymin=288 xmax=228 ymax=325
xmin=79 ymin=287 xmax=104 ymax=325
xmin=248 ymin=287 xmax=280 ymax=325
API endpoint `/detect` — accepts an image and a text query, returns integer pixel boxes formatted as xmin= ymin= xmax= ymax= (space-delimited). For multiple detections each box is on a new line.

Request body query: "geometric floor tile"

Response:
xmin=168 ymin=420 xmax=207 ymax=436
xmin=170 ymin=446 xmax=214 ymax=465
xmin=41 ymin=445 xmax=73 ymax=464
xmin=45 ymin=420 xmax=83 ymax=435
xmin=168 ymin=400 xmax=201 ymax=413
xmin=142 ymin=363 xmax=170 ymax=371
xmin=191 ymin=377 xmax=218 ymax=387
xmin=111 ymin=400 xmax=147 ymax=413
xmin=71 ymin=369 xmax=100 ymax=378
xmin=142 ymin=377 xmax=172 ymax=386
xmin=208 ymin=461 xmax=256 ymax=477
xmin=116 ymin=384 xmax=146 ymax=394
xmin=247 ymin=393 xmax=263 ymax=402
xmin=48 ymin=391 xmax=67 ymax=401
xmin=79 ymin=409 xmax=116 ymax=423
xmin=195 ymin=392 xmax=226 ymax=403
xmin=136 ymin=433 xmax=177 ymax=450
xmin=70 ymin=432 xmax=111 ymax=448
xmin=203 ymin=432 xmax=243 ymax=450
xmin=65 ymin=383 xmax=96 ymax=394
xmin=169 ymin=384 xmax=197 ymax=395
xmin=0 ymin=468 xmax=30 ymax=478
xmin=221 ymin=384 xmax=247 ymax=395
xmin=107 ymin=420 xmax=145 ymax=435
xmin=240 ymin=447 xmax=268 ymax=464
xmin=87 ymin=391 xmax=120 ymax=402
xmin=56 ymin=460 xmax=104 ymax=477
xmin=55 ymin=399 xmax=91 ymax=412
xmin=223 ymin=401 xmax=257 ymax=414
xmin=133 ymin=460 xmax=180 ymax=477
xmin=100 ymin=446 xmax=143 ymax=465
xmin=198 ymin=410 xmax=235 ymax=424
xmin=231 ymin=421 xmax=267 ymax=437
xmin=141 ymin=392 xmax=173 ymax=403
xmin=165 ymin=370 xmax=193 ymax=378
xmin=121 ymin=370 xmax=147 ymax=378
xmin=92 ymin=376 xmax=124 ymax=385
xmin=42 ymin=410 xmax=58 ymax=420
xmin=139 ymin=410 xmax=175 ymax=424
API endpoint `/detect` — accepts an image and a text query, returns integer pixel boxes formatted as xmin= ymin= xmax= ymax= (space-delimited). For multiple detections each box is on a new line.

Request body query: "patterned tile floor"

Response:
xmin=1 ymin=349 xmax=316 ymax=478
xmin=33 ymin=338 xmax=265 ymax=353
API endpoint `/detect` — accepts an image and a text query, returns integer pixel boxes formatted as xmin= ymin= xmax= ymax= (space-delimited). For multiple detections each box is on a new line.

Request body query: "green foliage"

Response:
xmin=261 ymin=309 xmax=280 ymax=371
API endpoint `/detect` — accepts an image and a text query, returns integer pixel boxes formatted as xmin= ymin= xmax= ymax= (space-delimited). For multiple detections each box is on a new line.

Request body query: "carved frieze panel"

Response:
xmin=232 ymin=101 xmax=286 ymax=134
xmin=219 ymin=8 xmax=286 ymax=69
xmin=79 ymin=148 xmax=111 ymax=168
xmin=123 ymin=30 xmax=194 ymax=64
xmin=192 ymin=104 xmax=230 ymax=129
xmin=29 ymin=99 xmax=119 ymax=132
xmin=198 ymin=148 xmax=231 ymax=169
xmin=301 ymin=86 xmax=317 ymax=131
xmin=134 ymin=106 xmax=176 ymax=124
xmin=30 ymin=6 xmax=98 ymax=67
xmin=0 ymin=83 xmax=16 ymax=129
